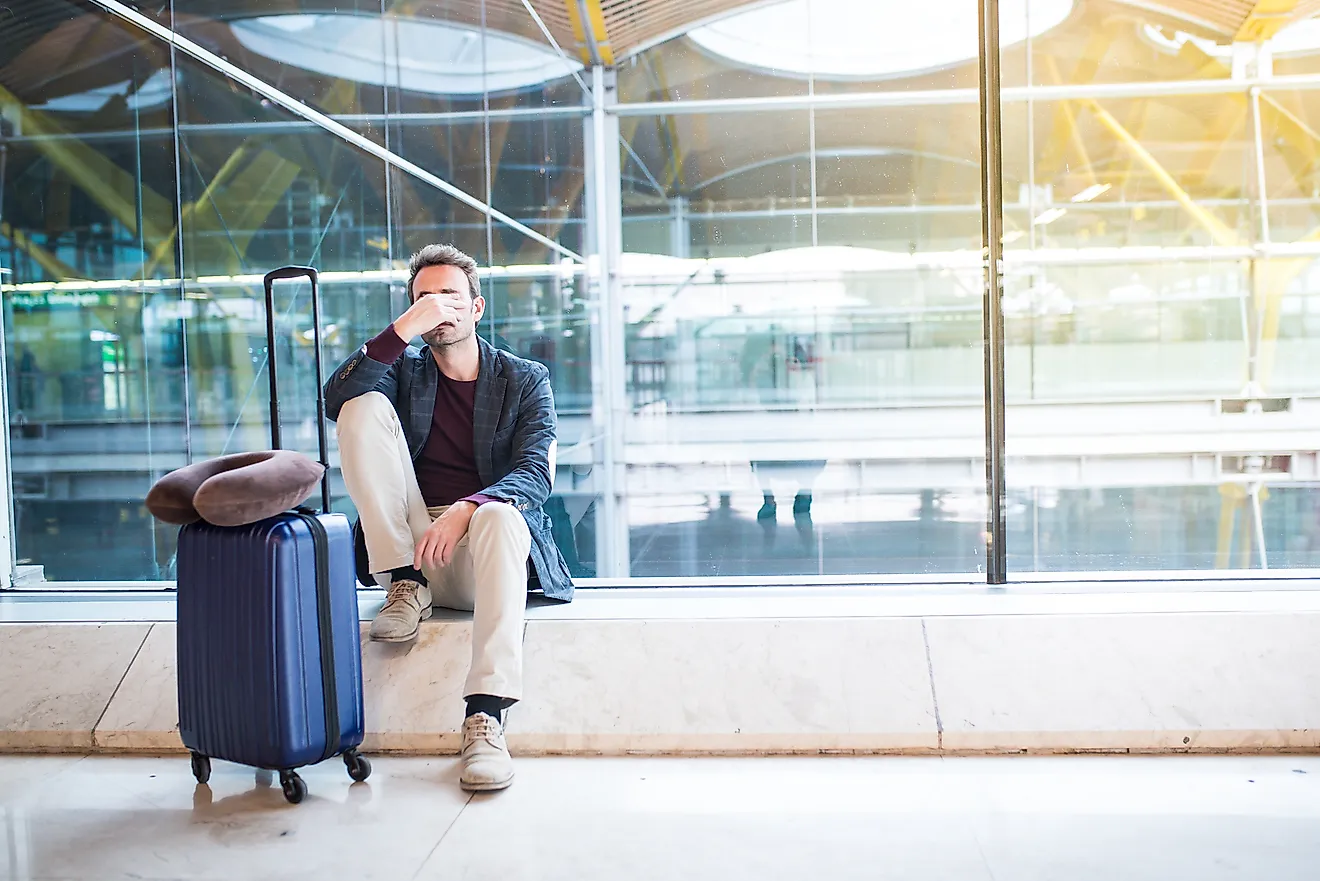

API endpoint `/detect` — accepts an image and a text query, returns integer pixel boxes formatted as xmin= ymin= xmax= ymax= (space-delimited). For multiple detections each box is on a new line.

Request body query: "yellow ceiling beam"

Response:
xmin=564 ymin=0 xmax=616 ymax=66
xmin=1036 ymin=27 xmax=1116 ymax=184
xmin=0 ymin=84 xmax=170 ymax=244
xmin=1083 ymin=99 xmax=1242 ymax=248
xmin=0 ymin=221 xmax=82 ymax=281
xmin=1235 ymin=0 xmax=1307 ymax=42
xmin=140 ymin=142 xmax=253 ymax=278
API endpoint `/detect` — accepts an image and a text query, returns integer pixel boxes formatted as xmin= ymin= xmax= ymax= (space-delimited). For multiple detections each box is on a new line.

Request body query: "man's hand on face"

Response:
xmin=393 ymin=292 xmax=466 ymax=341
xmin=414 ymin=500 xmax=478 ymax=570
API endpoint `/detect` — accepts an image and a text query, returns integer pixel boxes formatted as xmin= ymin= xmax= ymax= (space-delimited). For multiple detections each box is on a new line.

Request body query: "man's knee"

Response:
xmin=336 ymin=392 xmax=398 ymax=438
xmin=469 ymin=502 xmax=530 ymax=540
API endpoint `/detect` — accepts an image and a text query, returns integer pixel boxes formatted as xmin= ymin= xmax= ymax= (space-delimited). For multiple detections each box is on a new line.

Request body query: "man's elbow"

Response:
xmin=322 ymin=385 xmax=344 ymax=422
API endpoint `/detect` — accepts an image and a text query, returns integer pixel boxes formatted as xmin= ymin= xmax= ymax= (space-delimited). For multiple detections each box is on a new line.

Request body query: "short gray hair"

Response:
xmin=407 ymin=244 xmax=480 ymax=301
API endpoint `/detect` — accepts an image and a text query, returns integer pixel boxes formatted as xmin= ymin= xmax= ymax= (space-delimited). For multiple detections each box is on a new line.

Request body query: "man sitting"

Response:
xmin=324 ymin=244 xmax=573 ymax=792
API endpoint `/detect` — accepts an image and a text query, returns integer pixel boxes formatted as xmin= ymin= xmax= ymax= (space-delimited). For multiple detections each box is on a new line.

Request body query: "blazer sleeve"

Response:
xmin=479 ymin=363 xmax=556 ymax=511
xmin=323 ymin=342 xmax=402 ymax=422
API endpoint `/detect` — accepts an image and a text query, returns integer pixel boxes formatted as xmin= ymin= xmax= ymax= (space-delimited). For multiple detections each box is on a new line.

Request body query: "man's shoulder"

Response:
xmin=493 ymin=347 xmax=550 ymax=383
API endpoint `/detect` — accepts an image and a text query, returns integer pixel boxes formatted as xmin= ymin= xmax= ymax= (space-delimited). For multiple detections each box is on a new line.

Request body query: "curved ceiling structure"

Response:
xmin=531 ymin=0 xmax=1320 ymax=64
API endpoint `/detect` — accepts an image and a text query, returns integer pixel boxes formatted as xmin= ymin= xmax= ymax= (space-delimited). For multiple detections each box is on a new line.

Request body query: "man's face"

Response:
xmin=412 ymin=264 xmax=484 ymax=349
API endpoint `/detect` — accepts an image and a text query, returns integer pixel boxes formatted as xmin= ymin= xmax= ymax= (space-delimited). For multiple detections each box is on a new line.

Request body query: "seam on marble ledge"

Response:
xmin=921 ymin=618 xmax=944 ymax=750
xmin=90 ymin=622 xmax=152 ymax=740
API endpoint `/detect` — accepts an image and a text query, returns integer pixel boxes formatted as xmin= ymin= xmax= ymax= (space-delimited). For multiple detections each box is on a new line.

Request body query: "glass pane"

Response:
xmin=482 ymin=0 xmax=590 ymax=109
xmin=1 ymin=1 xmax=182 ymax=581
xmin=173 ymin=1 xmax=389 ymax=143
xmin=619 ymin=0 xmax=1036 ymax=103
xmin=1260 ymin=87 xmax=1320 ymax=246
xmin=1009 ymin=0 xmax=1226 ymax=88
xmin=622 ymin=111 xmax=812 ymax=257
xmin=617 ymin=23 xmax=987 ymax=576
xmin=489 ymin=116 xmax=587 ymax=264
xmin=618 ymin=1 xmax=812 ymax=103
xmin=173 ymin=52 xmax=394 ymax=556
xmin=485 ymin=262 xmax=596 ymax=578
xmin=1002 ymin=95 xmax=1255 ymax=251
xmin=1003 ymin=2 xmax=1320 ymax=573
xmin=389 ymin=164 xmax=490 ymax=267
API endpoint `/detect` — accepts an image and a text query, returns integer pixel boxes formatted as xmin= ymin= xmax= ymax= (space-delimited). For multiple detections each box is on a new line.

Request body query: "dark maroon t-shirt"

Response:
xmin=364 ymin=327 xmax=488 ymax=508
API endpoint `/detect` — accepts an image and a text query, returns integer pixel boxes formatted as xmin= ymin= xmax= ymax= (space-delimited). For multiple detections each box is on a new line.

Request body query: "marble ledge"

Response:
xmin=4 ymin=613 xmax=1320 ymax=757
xmin=0 ymin=623 xmax=150 ymax=753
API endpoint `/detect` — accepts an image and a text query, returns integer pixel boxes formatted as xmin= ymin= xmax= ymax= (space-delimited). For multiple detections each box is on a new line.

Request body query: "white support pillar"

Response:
xmin=670 ymin=196 xmax=690 ymax=259
xmin=0 ymin=265 xmax=15 ymax=588
xmin=586 ymin=65 xmax=629 ymax=577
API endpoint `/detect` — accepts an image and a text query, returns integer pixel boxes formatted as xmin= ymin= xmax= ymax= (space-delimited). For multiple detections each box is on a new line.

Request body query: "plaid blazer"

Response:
xmin=324 ymin=334 xmax=573 ymax=601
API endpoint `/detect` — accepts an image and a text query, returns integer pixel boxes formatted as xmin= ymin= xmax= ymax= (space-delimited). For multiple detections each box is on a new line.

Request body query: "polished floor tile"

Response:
xmin=1 ymin=755 xmax=1318 ymax=880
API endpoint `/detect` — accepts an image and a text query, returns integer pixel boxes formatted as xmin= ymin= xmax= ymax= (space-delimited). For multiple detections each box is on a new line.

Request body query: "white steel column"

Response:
xmin=587 ymin=65 xmax=629 ymax=577
xmin=0 ymin=266 xmax=15 ymax=588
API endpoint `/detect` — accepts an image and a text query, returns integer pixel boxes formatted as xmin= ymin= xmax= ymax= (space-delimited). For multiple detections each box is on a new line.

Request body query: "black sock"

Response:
xmin=389 ymin=565 xmax=425 ymax=585
xmin=466 ymin=694 xmax=517 ymax=724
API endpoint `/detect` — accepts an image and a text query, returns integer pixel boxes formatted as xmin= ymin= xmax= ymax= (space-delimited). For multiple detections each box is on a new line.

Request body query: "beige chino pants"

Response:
xmin=336 ymin=392 xmax=529 ymax=700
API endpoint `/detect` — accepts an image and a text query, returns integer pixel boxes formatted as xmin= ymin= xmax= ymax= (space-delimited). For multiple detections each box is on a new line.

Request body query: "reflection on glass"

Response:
xmin=0 ymin=3 xmax=182 ymax=580
xmin=1002 ymin=1 xmax=1320 ymax=571
xmin=618 ymin=35 xmax=985 ymax=574
xmin=231 ymin=13 xmax=580 ymax=96
xmin=622 ymin=112 xmax=812 ymax=257
xmin=6 ymin=0 xmax=1319 ymax=584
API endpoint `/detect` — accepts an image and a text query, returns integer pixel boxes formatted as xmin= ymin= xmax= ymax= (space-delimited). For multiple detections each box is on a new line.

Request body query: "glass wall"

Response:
xmin=1 ymin=0 xmax=1317 ymax=585
xmin=0 ymin=0 xmax=594 ymax=582
xmin=1002 ymin=0 xmax=1320 ymax=572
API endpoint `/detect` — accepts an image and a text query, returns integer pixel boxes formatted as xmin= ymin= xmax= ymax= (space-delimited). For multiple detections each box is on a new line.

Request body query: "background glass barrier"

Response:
xmin=0 ymin=0 xmax=598 ymax=582
xmin=4 ymin=0 xmax=1319 ymax=583
xmin=1001 ymin=0 xmax=1320 ymax=572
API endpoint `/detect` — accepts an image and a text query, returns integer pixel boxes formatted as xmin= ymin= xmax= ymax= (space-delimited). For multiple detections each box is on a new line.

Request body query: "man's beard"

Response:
xmin=421 ymin=322 xmax=474 ymax=350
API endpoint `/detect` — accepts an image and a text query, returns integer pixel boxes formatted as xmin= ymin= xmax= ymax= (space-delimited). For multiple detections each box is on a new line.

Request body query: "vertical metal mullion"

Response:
xmin=0 ymin=133 xmax=13 ymax=586
xmin=806 ymin=0 xmax=819 ymax=248
xmin=481 ymin=0 xmax=495 ymax=274
xmin=167 ymin=8 xmax=193 ymax=468
xmin=380 ymin=0 xmax=396 ymax=309
xmin=131 ymin=51 xmax=161 ymax=575
xmin=1250 ymin=87 xmax=1271 ymax=248
xmin=979 ymin=0 xmax=1007 ymax=584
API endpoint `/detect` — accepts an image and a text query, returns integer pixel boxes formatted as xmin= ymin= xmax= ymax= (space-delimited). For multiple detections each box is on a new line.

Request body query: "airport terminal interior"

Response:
xmin=1 ymin=0 xmax=1319 ymax=878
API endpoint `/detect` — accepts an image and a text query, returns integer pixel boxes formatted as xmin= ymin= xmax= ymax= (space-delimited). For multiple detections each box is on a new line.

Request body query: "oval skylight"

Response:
xmin=230 ymin=13 xmax=582 ymax=95
xmin=687 ymin=0 xmax=1075 ymax=80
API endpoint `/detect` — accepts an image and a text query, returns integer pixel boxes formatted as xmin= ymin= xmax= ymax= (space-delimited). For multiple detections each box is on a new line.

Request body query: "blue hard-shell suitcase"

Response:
xmin=174 ymin=266 xmax=369 ymax=804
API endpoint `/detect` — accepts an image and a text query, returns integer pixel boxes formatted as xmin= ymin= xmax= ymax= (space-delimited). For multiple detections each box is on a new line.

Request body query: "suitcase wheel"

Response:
xmin=190 ymin=753 xmax=211 ymax=786
xmin=279 ymin=770 xmax=307 ymax=804
xmin=343 ymin=749 xmax=372 ymax=783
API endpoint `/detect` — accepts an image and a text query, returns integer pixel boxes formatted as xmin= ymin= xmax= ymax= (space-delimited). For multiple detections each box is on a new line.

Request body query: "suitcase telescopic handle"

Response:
xmin=263 ymin=265 xmax=331 ymax=515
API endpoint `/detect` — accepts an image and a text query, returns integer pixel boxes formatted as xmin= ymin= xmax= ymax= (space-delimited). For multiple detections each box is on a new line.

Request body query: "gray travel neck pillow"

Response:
xmin=146 ymin=450 xmax=325 ymax=527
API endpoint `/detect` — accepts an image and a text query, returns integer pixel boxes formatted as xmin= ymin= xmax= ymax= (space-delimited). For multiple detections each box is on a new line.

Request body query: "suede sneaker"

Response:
xmin=460 ymin=713 xmax=514 ymax=792
xmin=368 ymin=579 xmax=432 ymax=643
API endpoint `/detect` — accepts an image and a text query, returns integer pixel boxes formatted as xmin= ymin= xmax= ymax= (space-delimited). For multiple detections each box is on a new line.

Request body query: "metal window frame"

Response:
xmin=980 ymin=0 xmax=1007 ymax=584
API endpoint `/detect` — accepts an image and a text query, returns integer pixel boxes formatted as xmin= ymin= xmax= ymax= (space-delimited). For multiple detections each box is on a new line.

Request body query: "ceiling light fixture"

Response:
xmin=1071 ymin=183 xmax=1112 ymax=203
xmin=1033 ymin=208 xmax=1068 ymax=226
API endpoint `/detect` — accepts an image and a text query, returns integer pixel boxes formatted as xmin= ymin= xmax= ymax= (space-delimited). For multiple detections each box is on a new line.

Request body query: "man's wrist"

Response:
xmin=391 ymin=318 xmax=415 ymax=341
xmin=365 ymin=324 xmax=409 ymax=363
xmin=454 ymin=499 xmax=479 ymax=514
